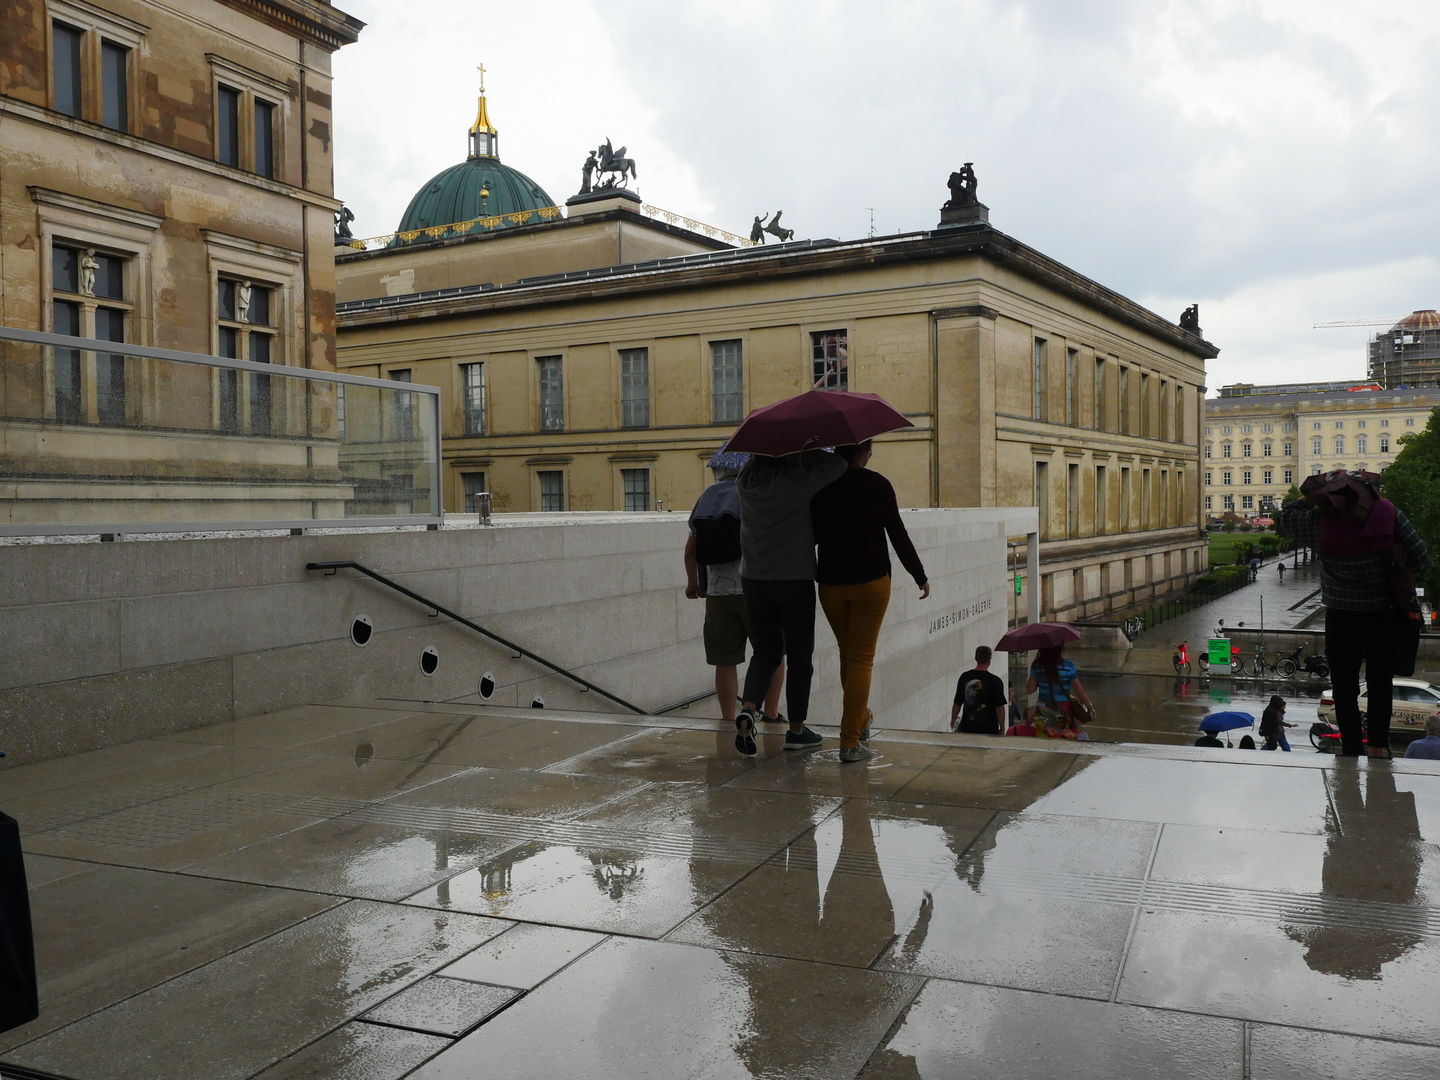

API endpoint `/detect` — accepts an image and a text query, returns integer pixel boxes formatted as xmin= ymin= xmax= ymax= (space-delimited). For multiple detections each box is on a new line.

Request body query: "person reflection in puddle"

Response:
xmin=1287 ymin=766 xmax=1424 ymax=979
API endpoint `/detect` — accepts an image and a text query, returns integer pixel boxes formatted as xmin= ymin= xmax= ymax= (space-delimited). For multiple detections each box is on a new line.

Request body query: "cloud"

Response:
xmin=330 ymin=0 xmax=1440 ymax=389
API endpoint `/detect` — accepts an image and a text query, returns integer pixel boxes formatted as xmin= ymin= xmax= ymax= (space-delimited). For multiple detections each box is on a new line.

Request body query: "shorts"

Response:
xmin=703 ymin=594 xmax=752 ymax=666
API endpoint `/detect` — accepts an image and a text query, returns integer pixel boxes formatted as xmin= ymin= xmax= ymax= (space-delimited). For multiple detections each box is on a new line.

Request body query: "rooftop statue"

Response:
xmin=579 ymin=150 xmax=598 ymax=194
xmin=594 ymin=138 xmax=637 ymax=190
xmin=334 ymin=206 xmax=355 ymax=241
xmin=1180 ymin=304 xmax=1202 ymax=335
xmin=762 ymin=211 xmax=794 ymax=243
xmin=943 ymin=163 xmax=978 ymax=209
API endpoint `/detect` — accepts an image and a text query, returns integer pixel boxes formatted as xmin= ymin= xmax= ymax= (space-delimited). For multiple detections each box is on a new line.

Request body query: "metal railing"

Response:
xmin=1123 ymin=568 xmax=1251 ymax=639
xmin=0 ymin=326 xmax=442 ymax=536
xmin=307 ymin=560 xmax=650 ymax=715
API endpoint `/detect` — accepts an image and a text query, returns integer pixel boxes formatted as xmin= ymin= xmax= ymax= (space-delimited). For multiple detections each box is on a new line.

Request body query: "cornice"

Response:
xmin=214 ymin=0 xmax=364 ymax=52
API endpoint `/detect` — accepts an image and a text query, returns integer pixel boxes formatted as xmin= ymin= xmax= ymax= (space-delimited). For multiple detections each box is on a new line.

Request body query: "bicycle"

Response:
xmin=1172 ymin=640 xmax=1210 ymax=677
xmin=1241 ymin=644 xmax=1296 ymax=679
xmin=1122 ymin=616 xmax=1144 ymax=641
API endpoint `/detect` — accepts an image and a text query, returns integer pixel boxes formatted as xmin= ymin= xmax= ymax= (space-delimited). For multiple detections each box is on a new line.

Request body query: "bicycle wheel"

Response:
xmin=1277 ymin=659 xmax=1297 ymax=679
xmin=1174 ymin=660 xmax=1191 ymax=676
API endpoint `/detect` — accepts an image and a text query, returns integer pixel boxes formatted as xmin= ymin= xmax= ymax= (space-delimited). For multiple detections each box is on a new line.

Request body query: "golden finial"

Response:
xmin=477 ymin=63 xmax=486 ymax=93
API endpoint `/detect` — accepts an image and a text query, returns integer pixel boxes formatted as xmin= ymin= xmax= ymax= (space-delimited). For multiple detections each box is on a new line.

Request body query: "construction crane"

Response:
xmin=1313 ymin=316 xmax=1404 ymax=328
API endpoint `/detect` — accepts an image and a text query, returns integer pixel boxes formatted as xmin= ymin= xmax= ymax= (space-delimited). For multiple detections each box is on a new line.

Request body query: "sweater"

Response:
xmin=736 ymin=451 xmax=849 ymax=581
xmin=810 ymin=468 xmax=927 ymax=587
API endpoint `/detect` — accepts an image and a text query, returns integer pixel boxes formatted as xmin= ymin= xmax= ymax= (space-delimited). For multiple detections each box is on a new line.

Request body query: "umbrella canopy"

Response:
xmin=706 ymin=449 xmax=751 ymax=471
xmin=995 ymin=622 xmax=1083 ymax=652
xmin=723 ymin=390 xmax=913 ymax=456
xmin=1199 ymin=711 xmax=1255 ymax=733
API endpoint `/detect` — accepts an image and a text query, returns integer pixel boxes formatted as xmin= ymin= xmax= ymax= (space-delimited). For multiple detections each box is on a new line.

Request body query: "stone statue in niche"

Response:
xmin=943 ymin=163 xmax=978 ymax=209
xmin=237 ymin=280 xmax=252 ymax=323
xmin=334 ymin=206 xmax=355 ymax=241
xmin=80 ymin=250 xmax=98 ymax=296
xmin=1180 ymin=304 xmax=1201 ymax=334
xmin=579 ymin=150 xmax=598 ymax=194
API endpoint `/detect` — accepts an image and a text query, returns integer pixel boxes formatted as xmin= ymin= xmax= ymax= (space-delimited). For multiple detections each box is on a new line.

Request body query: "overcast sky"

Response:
xmin=331 ymin=0 xmax=1440 ymax=394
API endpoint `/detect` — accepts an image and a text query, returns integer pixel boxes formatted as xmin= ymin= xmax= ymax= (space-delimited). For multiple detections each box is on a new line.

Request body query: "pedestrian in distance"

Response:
xmin=1278 ymin=561 xmax=1286 ymax=582
xmin=1259 ymin=694 xmax=1295 ymax=751
xmin=811 ymin=440 xmax=929 ymax=763
xmin=1403 ymin=715 xmax=1440 ymax=759
xmin=1024 ymin=644 xmax=1096 ymax=739
xmin=1281 ymin=470 xmax=1429 ymax=759
xmin=684 ymin=467 xmax=785 ymax=734
xmin=1250 ymin=556 xmax=1262 ymax=582
xmin=732 ymin=449 xmax=849 ymax=756
xmin=951 ymin=646 xmax=1007 ymax=735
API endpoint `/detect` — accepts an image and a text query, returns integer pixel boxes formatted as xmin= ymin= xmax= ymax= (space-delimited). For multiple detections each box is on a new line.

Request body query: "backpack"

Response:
xmin=693 ymin=514 xmax=741 ymax=565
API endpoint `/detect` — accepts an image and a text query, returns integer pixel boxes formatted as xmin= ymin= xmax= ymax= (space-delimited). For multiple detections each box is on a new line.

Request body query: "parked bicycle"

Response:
xmin=1282 ymin=643 xmax=1330 ymax=680
xmin=1122 ymin=616 xmax=1144 ymax=641
xmin=1240 ymin=644 xmax=1296 ymax=679
xmin=1172 ymin=640 xmax=1210 ymax=676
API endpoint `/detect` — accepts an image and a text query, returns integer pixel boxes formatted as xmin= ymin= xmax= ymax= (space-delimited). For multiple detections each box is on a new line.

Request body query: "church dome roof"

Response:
xmin=1394 ymin=310 xmax=1440 ymax=331
xmin=391 ymin=77 xmax=557 ymax=245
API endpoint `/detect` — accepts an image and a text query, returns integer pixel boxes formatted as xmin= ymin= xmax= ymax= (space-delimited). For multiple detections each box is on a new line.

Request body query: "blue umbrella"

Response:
xmin=707 ymin=449 xmax=751 ymax=471
xmin=1199 ymin=711 xmax=1255 ymax=733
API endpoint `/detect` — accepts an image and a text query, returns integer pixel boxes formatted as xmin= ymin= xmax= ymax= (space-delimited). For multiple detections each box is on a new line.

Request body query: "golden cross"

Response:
xmin=477 ymin=63 xmax=486 ymax=92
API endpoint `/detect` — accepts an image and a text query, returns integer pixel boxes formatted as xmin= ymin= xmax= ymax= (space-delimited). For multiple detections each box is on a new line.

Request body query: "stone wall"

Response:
xmin=0 ymin=506 xmax=1035 ymax=766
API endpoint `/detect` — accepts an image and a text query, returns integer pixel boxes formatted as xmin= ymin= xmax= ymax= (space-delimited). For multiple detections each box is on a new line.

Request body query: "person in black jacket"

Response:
xmin=811 ymin=441 xmax=929 ymax=763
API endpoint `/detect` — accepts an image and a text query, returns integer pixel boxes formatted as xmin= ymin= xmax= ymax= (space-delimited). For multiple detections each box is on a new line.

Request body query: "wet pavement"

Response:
xmin=4 ymin=701 xmax=1440 ymax=1078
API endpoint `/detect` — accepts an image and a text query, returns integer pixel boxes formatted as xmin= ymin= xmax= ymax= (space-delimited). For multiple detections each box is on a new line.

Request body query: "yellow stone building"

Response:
xmin=1204 ymin=385 xmax=1440 ymax=518
xmin=0 ymin=0 xmax=363 ymax=524
xmin=335 ymin=93 xmax=1217 ymax=622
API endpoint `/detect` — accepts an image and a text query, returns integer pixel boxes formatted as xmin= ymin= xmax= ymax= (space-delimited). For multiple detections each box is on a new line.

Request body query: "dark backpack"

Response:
xmin=693 ymin=514 xmax=741 ymax=565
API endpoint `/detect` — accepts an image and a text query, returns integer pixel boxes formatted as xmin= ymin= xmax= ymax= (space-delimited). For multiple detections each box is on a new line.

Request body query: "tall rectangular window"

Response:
xmin=1356 ymin=434 xmax=1367 ymax=454
xmin=620 ymin=347 xmax=650 ymax=428
xmin=537 ymin=355 xmax=563 ymax=431
xmin=52 ymin=296 xmax=82 ymax=424
xmin=711 ymin=339 xmax=743 ymax=423
xmin=1159 ymin=378 xmax=1169 ymax=439
xmin=1121 ymin=467 xmax=1132 ymax=529
xmin=388 ymin=369 xmax=412 ymax=444
xmin=538 ymin=470 xmax=564 ymax=512
xmin=1142 ymin=468 xmax=1152 ymax=527
xmin=1032 ymin=338 xmax=1046 ymax=420
xmin=1263 ymin=469 xmax=1273 ymax=485
xmin=217 ymin=85 xmax=241 ymax=167
xmin=1067 ymin=463 xmax=1079 ymax=537
xmin=1034 ymin=461 xmax=1049 ymax=539
xmin=1119 ymin=367 xmax=1129 ymax=434
xmin=1140 ymin=373 xmax=1151 ymax=438
xmin=101 ymin=41 xmax=128 ymax=131
xmin=254 ymin=99 xmax=275 ymax=178
xmin=1284 ymin=468 xmax=1294 ymax=484
xmin=463 ymin=472 xmax=486 ymax=514
xmin=461 ymin=362 xmax=485 ymax=435
xmin=53 ymin=23 xmax=83 ymax=118
xmin=218 ymin=278 xmax=275 ymax=435
xmin=1065 ymin=348 xmax=1076 ymax=426
xmin=94 ymin=305 xmax=127 ymax=426
xmin=1094 ymin=465 xmax=1106 ymax=534
xmin=1093 ymin=358 xmax=1104 ymax=429
xmin=811 ymin=330 xmax=847 ymax=390
xmin=622 ymin=468 xmax=651 ymax=512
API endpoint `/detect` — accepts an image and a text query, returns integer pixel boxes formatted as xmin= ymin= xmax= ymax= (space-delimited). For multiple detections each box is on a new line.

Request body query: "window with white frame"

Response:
xmin=1312 ymin=465 xmax=1322 ymax=475
xmin=461 ymin=362 xmax=485 ymax=436
xmin=1381 ymin=419 xmax=1390 ymax=428
xmin=1204 ymin=471 xmax=1212 ymax=485
xmin=1357 ymin=420 xmax=1367 ymax=429
xmin=1204 ymin=444 xmax=1212 ymax=458
xmin=1284 ymin=469 xmax=1294 ymax=484
xmin=1222 ymin=443 xmax=1231 ymax=458
xmin=1242 ymin=495 xmax=1254 ymax=509
xmin=1334 ymin=435 xmax=1344 ymax=454
xmin=1356 ymin=434 xmax=1367 ymax=454
xmin=812 ymin=329 xmax=848 ymax=390
xmin=1262 ymin=423 xmax=1273 ymax=433
xmin=1242 ymin=424 xmax=1252 ymax=435
xmin=1204 ymin=495 xmax=1212 ymax=510
xmin=1205 ymin=426 xmax=1212 ymax=436
xmin=1242 ymin=469 xmax=1252 ymax=485
xmin=1284 ymin=441 xmax=1294 ymax=456
xmin=622 ymin=468 xmax=651 ymax=512
xmin=1262 ymin=441 xmax=1272 ymax=457
xmin=1312 ymin=422 xmax=1321 ymax=430
xmin=1312 ymin=437 xmax=1322 ymax=454
xmin=1223 ymin=494 xmax=1234 ymax=510
xmin=1381 ymin=435 xmax=1391 ymax=453
xmin=1263 ymin=469 xmax=1272 ymax=484
xmin=1335 ymin=421 xmax=1344 ymax=429
xmin=620 ymin=348 xmax=650 ymax=428
xmin=711 ymin=339 xmax=743 ymax=423
xmin=1407 ymin=417 xmax=1416 ymax=426
xmin=1222 ymin=470 xmax=1232 ymax=485
xmin=537 ymin=355 xmax=563 ymax=431
xmin=1221 ymin=425 xmax=1231 ymax=435
xmin=1242 ymin=442 xmax=1252 ymax=457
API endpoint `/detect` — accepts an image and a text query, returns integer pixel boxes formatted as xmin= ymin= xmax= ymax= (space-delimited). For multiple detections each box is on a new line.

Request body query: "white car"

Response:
xmin=1316 ymin=678 xmax=1440 ymax=735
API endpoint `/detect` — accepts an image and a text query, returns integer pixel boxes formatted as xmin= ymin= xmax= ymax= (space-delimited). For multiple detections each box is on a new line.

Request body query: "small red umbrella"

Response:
xmin=723 ymin=390 xmax=913 ymax=456
xmin=995 ymin=622 xmax=1082 ymax=652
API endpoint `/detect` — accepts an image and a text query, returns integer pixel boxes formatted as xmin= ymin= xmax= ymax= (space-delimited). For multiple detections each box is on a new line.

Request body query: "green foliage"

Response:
xmin=1381 ymin=406 xmax=1440 ymax=598
xmin=1238 ymin=522 xmax=1252 ymax=532
xmin=1258 ymin=536 xmax=1280 ymax=554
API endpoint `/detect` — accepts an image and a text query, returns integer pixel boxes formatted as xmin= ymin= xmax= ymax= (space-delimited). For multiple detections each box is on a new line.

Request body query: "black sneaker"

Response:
xmin=859 ymin=725 xmax=872 ymax=743
xmin=783 ymin=726 xmax=823 ymax=752
xmin=763 ymin=712 xmax=786 ymax=726
xmin=735 ymin=707 xmax=758 ymax=756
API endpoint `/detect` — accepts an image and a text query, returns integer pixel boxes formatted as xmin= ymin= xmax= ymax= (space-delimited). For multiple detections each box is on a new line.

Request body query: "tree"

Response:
xmin=1381 ymin=407 xmax=1440 ymax=598
xmin=1273 ymin=484 xmax=1304 ymax=542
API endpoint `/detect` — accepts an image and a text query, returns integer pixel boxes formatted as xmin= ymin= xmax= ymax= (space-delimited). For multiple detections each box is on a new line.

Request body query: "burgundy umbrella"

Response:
xmin=995 ymin=622 xmax=1082 ymax=652
xmin=723 ymin=391 xmax=913 ymax=456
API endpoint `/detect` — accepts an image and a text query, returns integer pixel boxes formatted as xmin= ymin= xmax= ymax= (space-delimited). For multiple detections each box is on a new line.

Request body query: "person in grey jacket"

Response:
xmin=733 ymin=449 xmax=847 ymax=755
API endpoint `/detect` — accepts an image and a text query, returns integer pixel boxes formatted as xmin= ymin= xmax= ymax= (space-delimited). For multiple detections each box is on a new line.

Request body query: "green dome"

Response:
xmin=392 ymin=158 xmax=556 ymax=246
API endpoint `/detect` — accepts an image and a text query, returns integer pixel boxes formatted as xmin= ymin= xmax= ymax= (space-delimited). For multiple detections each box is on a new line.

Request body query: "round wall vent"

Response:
xmin=350 ymin=615 xmax=373 ymax=647
xmin=420 ymin=646 xmax=439 ymax=676
xmin=478 ymin=672 xmax=496 ymax=700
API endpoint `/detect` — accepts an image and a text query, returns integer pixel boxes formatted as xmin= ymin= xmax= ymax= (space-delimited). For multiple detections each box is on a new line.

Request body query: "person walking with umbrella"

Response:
xmin=811 ymin=440 xmax=930 ymax=762
xmin=1024 ymin=643 xmax=1096 ymax=738
xmin=725 ymin=390 xmax=914 ymax=756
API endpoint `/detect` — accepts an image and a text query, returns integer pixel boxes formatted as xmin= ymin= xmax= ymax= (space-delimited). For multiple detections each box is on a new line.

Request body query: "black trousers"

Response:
xmin=741 ymin=577 xmax=816 ymax=728
xmin=1326 ymin=607 xmax=1395 ymax=754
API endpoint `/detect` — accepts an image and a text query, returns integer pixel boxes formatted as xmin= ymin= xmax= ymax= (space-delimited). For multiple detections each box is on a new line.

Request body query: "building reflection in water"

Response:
xmin=1286 ymin=765 xmax=1425 ymax=980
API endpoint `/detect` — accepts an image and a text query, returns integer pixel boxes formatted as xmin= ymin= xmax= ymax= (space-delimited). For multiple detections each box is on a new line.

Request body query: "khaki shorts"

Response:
xmin=703 ymin=594 xmax=752 ymax=666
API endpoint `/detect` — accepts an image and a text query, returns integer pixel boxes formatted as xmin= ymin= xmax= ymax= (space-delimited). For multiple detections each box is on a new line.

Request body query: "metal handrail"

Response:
xmin=307 ymin=559 xmax=649 ymax=716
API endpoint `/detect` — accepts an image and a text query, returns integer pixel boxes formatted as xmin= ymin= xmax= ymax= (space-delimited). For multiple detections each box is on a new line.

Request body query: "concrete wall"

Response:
xmin=0 ymin=506 xmax=1035 ymax=767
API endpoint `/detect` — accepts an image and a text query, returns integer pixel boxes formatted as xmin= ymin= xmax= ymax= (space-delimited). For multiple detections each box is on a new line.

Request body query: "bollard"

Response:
xmin=477 ymin=491 xmax=492 ymax=526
